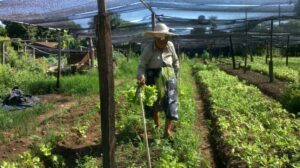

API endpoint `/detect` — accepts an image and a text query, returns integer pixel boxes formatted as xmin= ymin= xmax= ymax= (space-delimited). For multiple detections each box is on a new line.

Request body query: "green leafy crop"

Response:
xmin=195 ymin=67 xmax=300 ymax=167
xmin=126 ymin=85 xmax=158 ymax=107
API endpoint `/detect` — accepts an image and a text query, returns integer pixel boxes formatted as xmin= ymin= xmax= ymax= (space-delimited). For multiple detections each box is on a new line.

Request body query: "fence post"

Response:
xmin=286 ymin=35 xmax=290 ymax=66
xmin=229 ymin=35 xmax=236 ymax=69
xmin=2 ymin=41 xmax=5 ymax=64
xmin=89 ymin=37 xmax=95 ymax=68
xmin=269 ymin=20 xmax=274 ymax=82
xmin=96 ymin=0 xmax=116 ymax=166
xmin=56 ymin=31 xmax=62 ymax=89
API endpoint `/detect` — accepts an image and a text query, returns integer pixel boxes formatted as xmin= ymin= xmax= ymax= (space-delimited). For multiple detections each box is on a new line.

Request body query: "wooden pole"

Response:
xmin=33 ymin=48 xmax=36 ymax=59
xmin=89 ymin=37 xmax=95 ymax=68
xmin=96 ymin=0 xmax=116 ymax=167
xmin=229 ymin=35 xmax=236 ymax=69
xmin=286 ymin=35 xmax=290 ymax=66
xmin=2 ymin=42 xmax=5 ymax=64
xmin=278 ymin=5 xmax=281 ymax=26
xmin=269 ymin=20 xmax=274 ymax=82
xmin=250 ymin=45 xmax=254 ymax=62
xmin=265 ymin=40 xmax=269 ymax=64
xmin=24 ymin=41 xmax=27 ymax=57
xmin=177 ymin=43 xmax=180 ymax=57
xmin=151 ymin=13 xmax=156 ymax=31
xmin=56 ymin=31 xmax=62 ymax=89
xmin=243 ymin=10 xmax=248 ymax=73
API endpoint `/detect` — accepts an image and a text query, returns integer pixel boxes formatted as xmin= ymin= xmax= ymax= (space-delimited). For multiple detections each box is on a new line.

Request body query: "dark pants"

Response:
xmin=144 ymin=69 xmax=161 ymax=119
xmin=145 ymin=68 xmax=179 ymax=120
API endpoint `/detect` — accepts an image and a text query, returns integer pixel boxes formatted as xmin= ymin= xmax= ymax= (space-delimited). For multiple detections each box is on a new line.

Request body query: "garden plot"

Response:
xmin=194 ymin=65 xmax=300 ymax=167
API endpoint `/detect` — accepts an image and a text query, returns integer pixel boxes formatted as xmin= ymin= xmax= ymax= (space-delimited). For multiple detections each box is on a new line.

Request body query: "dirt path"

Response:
xmin=192 ymin=79 xmax=218 ymax=168
xmin=219 ymin=65 xmax=288 ymax=99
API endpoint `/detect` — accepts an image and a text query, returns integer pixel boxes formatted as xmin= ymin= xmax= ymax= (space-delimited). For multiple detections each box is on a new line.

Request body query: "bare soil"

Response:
xmin=219 ymin=65 xmax=288 ymax=99
xmin=0 ymin=94 xmax=100 ymax=165
xmin=192 ymin=78 xmax=218 ymax=168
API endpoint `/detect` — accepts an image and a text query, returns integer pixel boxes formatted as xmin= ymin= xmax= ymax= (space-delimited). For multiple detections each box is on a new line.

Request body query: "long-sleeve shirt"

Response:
xmin=137 ymin=41 xmax=180 ymax=78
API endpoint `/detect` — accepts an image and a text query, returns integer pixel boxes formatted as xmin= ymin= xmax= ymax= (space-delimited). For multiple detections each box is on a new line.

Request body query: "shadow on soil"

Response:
xmin=53 ymin=144 xmax=102 ymax=167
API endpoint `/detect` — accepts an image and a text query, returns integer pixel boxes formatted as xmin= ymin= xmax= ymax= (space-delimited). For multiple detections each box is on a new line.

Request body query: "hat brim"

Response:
xmin=144 ymin=31 xmax=176 ymax=38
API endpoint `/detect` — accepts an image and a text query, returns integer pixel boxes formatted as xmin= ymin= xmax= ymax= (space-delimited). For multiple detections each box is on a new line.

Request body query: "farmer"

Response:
xmin=137 ymin=23 xmax=180 ymax=137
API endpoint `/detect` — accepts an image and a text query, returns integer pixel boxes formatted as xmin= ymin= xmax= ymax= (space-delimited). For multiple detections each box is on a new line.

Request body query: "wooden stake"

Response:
xmin=2 ymin=42 xmax=5 ymax=64
xmin=24 ymin=41 xmax=27 ymax=56
xmin=278 ymin=5 xmax=281 ymax=26
xmin=89 ymin=37 xmax=95 ymax=68
xmin=96 ymin=0 xmax=116 ymax=167
xmin=151 ymin=13 xmax=156 ymax=31
xmin=33 ymin=48 xmax=36 ymax=59
xmin=56 ymin=31 xmax=62 ymax=89
xmin=286 ymin=35 xmax=290 ymax=66
xmin=265 ymin=40 xmax=269 ymax=64
xmin=229 ymin=35 xmax=236 ymax=69
xmin=269 ymin=20 xmax=274 ymax=82
xmin=243 ymin=9 xmax=248 ymax=73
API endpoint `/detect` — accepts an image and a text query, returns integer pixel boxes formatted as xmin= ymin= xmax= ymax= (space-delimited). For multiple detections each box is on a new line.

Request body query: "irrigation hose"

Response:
xmin=137 ymin=86 xmax=152 ymax=168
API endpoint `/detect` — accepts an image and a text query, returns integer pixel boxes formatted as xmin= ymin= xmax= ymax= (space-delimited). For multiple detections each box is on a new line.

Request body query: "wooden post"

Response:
xmin=24 ymin=41 xmax=27 ymax=57
xmin=89 ymin=37 xmax=95 ymax=68
xmin=278 ymin=5 xmax=281 ymax=26
xmin=151 ymin=13 xmax=156 ymax=31
xmin=243 ymin=9 xmax=248 ymax=73
xmin=229 ymin=35 xmax=236 ymax=69
xmin=286 ymin=35 xmax=290 ymax=66
xmin=33 ymin=48 xmax=36 ymax=59
xmin=265 ymin=40 xmax=269 ymax=64
xmin=56 ymin=31 xmax=62 ymax=89
xmin=96 ymin=0 xmax=116 ymax=166
xmin=2 ymin=41 xmax=5 ymax=64
xmin=250 ymin=45 xmax=254 ymax=62
xmin=177 ymin=43 xmax=180 ymax=57
xmin=269 ymin=20 xmax=274 ymax=82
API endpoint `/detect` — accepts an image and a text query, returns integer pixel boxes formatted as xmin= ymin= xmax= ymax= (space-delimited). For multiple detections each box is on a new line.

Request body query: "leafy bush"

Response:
xmin=0 ymin=64 xmax=54 ymax=96
xmin=281 ymin=82 xmax=300 ymax=115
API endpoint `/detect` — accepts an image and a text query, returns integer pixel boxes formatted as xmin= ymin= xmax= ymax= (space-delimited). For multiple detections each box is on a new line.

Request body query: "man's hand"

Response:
xmin=137 ymin=76 xmax=145 ymax=85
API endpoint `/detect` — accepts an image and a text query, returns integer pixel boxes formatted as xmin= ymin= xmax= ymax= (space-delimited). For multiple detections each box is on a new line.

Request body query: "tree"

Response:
xmin=209 ymin=16 xmax=217 ymax=34
xmin=0 ymin=25 xmax=6 ymax=36
xmin=88 ymin=13 xmax=131 ymax=30
xmin=36 ymin=27 xmax=56 ymax=39
xmin=190 ymin=15 xmax=207 ymax=35
xmin=190 ymin=15 xmax=219 ymax=35
xmin=3 ymin=21 xmax=38 ymax=40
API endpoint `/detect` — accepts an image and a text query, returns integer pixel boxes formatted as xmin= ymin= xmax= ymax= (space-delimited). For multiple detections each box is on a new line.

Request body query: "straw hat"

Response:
xmin=144 ymin=23 xmax=176 ymax=38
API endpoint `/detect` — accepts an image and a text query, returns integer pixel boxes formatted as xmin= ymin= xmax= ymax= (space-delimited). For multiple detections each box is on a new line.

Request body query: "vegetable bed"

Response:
xmin=194 ymin=66 xmax=300 ymax=167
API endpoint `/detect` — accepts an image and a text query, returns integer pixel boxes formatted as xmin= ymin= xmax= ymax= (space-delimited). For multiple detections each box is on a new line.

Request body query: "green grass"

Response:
xmin=0 ymin=103 xmax=53 ymax=142
xmin=0 ymin=104 xmax=52 ymax=131
xmin=27 ymin=70 xmax=100 ymax=96
xmin=59 ymin=70 xmax=99 ymax=95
